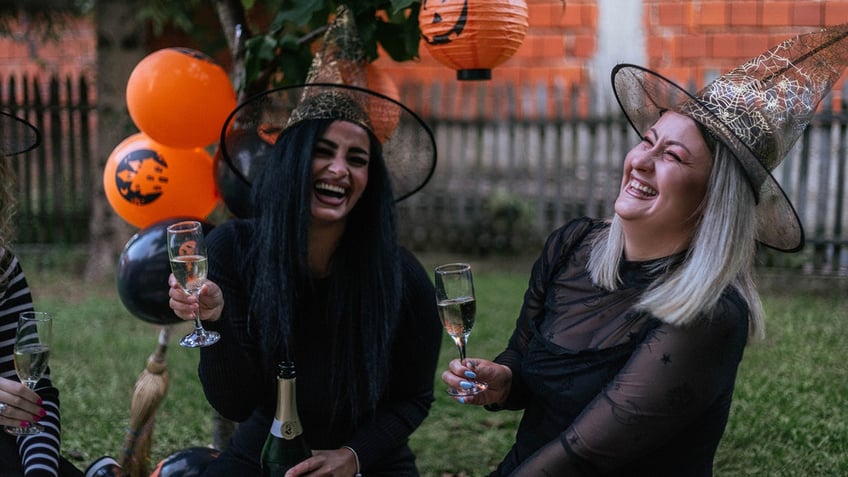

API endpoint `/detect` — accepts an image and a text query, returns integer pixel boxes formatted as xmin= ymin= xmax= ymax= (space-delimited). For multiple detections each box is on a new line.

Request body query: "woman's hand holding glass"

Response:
xmin=0 ymin=376 xmax=45 ymax=433
xmin=168 ymin=275 xmax=224 ymax=323
xmin=6 ymin=311 xmax=51 ymax=435
xmin=166 ymin=220 xmax=221 ymax=348
xmin=435 ymin=263 xmax=488 ymax=396
xmin=441 ymin=357 xmax=513 ymax=406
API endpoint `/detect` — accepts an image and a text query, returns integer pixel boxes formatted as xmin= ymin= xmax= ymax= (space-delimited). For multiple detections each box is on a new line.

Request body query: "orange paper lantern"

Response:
xmin=126 ymin=48 xmax=237 ymax=148
xmin=419 ymin=0 xmax=529 ymax=80
xmin=103 ymin=133 xmax=220 ymax=229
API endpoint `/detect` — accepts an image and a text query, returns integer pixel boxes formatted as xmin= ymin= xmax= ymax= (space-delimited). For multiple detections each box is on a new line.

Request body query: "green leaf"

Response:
xmin=277 ymin=0 xmax=330 ymax=25
xmin=356 ymin=18 xmax=380 ymax=61
xmin=275 ymin=41 xmax=314 ymax=85
xmin=375 ymin=5 xmax=421 ymax=62
xmin=389 ymin=0 xmax=419 ymax=15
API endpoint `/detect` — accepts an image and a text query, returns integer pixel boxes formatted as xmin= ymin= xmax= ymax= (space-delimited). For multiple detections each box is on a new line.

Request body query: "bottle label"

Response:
xmin=270 ymin=418 xmax=304 ymax=440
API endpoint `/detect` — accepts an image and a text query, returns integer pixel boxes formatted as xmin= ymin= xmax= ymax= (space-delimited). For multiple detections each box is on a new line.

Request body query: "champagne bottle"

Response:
xmin=261 ymin=361 xmax=312 ymax=476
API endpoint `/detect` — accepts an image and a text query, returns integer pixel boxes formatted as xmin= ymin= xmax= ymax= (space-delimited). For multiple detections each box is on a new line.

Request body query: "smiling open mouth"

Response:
xmin=629 ymin=179 xmax=657 ymax=197
xmin=315 ymin=181 xmax=347 ymax=199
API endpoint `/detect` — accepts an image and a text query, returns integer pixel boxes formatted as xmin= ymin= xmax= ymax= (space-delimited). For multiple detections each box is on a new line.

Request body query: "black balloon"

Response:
xmin=151 ymin=447 xmax=221 ymax=477
xmin=116 ymin=217 xmax=214 ymax=325
xmin=214 ymin=126 xmax=274 ymax=218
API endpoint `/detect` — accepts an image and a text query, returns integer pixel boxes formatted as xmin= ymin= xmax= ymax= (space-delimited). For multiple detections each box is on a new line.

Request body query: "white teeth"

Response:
xmin=629 ymin=179 xmax=657 ymax=196
xmin=316 ymin=182 xmax=346 ymax=195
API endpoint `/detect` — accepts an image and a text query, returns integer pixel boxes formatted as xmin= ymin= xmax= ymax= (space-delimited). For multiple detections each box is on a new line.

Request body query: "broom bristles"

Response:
xmin=118 ymin=327 xmax=172 ymax=477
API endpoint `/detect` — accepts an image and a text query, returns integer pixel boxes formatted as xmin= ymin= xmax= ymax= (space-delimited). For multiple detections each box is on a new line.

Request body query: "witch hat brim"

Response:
xmin=612 ymin=24 xmax=848 ymax=252
xmin=0 ymin=111 xmax=40 ymax=157
xmin=218 ymin=6 xmax=436 ymax=202
xmin=220 ymin=82 xmax=437 ymax=203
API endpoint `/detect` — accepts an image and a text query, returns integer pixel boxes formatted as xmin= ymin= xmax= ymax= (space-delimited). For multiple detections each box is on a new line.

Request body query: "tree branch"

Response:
xmin=213 ymin=0 xmax=249 ymax=94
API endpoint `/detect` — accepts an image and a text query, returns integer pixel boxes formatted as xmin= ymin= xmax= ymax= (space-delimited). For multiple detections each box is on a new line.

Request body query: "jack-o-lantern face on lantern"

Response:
xmin=421 ymin=0 xmax=468 ymax=45
xmin=418 ymin=0 xmax=529 ymax=81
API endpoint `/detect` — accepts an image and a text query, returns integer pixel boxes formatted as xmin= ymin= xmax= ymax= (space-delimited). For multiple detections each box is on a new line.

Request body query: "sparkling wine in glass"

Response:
xmin=167 ymin=220 xmax=220 ymax=348
xmin=7 ymin=311 xmax=52 ymax=435
xmin=434 ymin=263 xmax=487 ymax=396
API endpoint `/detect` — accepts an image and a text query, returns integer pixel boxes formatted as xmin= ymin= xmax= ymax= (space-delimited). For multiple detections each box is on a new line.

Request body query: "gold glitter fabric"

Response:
xmin=286 ymin=6 xmax=373 ymax=132
xmin=0 ymin=111 xmax=40 ymax=157
xmin=612 ymin=23 xmax=848 ymax=253
xmin=220 ymin=6 xmax=436 ymax=202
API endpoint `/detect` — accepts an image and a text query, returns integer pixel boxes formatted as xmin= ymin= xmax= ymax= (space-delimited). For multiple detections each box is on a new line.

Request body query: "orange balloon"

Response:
xmin=365 ymin=64 xmax=401 ymax=143
xmin=126 ymin=48 xmax=237 ymax=148
xmin=103 ymin=133 xmax=220 ymax=229
xmin=419 ymin=0 xmax=529 ymax=80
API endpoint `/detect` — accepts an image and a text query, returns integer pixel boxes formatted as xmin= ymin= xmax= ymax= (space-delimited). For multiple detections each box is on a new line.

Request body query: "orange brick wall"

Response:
xmin=377 ymin=0 xmax=848 ymax=93
xmin=640 ymin=0 xmax=848 ymax=88
xmin=0 ymin=16 xmax=95 ymax=101
xmin=2 ymin=1 xmax=847 ymax=107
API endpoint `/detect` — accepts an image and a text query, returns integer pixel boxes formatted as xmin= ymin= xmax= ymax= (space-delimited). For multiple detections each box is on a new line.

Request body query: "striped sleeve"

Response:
xmin=0 ymin=249 xmax=61 ymax=477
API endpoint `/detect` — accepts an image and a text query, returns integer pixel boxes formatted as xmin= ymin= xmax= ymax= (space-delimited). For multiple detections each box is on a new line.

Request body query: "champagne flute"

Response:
xmin=434 ymin=263 xmax=487 ymax=396
xmin=7 ymin=311 xmax=52 ymax=435
xmin=167 ymin=220 xmax=220 ymax=348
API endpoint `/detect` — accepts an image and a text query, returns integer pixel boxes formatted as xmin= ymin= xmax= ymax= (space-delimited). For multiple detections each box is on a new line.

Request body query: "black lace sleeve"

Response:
xmin=491 ymin=218 xmax=596 ymax=411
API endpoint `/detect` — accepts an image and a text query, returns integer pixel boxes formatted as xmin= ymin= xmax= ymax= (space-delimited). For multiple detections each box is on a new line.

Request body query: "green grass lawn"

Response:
xmin=23 ymin=252 xmax=848 ymax=476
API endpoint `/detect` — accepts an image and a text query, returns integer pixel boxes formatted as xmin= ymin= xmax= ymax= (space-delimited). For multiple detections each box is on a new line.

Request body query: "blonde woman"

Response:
xmin=442 ymin=24 xmax=848 ymax=476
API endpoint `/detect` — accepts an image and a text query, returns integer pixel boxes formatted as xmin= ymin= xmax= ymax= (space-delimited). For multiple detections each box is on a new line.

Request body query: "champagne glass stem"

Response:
xmin=178 ymin=288 xmax=220 ymax=348
xmin=190 ymin=290 xmax=204 ymax=333
xmin=453 ymin=336 xmax=467 ymax=362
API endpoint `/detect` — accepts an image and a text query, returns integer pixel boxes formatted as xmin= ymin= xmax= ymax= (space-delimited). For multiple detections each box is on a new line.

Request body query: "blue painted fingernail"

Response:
xmin=460 ymin=381 xmax=474 ymax=389
xmin=458 ymin=397 xmax=466 ymax=404
xmin=464 ymin=370 xmax=477 ymax=379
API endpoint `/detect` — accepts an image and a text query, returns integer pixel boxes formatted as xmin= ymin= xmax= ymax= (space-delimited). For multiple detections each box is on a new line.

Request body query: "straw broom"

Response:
xmin=118 ymin=326 xmax=171 ymax=477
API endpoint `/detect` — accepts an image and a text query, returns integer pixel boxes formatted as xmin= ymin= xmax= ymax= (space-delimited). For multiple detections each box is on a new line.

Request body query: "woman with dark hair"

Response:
xmin=168 ymin=9 xmax=441 ymax=477
xmin=440 ymin=24 xmax=848 ymax=476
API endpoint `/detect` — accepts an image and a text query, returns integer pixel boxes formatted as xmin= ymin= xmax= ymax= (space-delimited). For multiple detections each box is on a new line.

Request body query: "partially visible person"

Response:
xmin=441 ymin=24 xmax=848 ymax=476
xmin=168 ymin=8 xmax=441 ymax=477
xmin=0 ymin=111 xmax=83 ymax=477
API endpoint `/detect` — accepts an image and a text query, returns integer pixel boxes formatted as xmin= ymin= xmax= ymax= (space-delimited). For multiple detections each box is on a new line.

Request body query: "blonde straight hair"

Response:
xmin=588 ymin=144 xmax=764 ymax=340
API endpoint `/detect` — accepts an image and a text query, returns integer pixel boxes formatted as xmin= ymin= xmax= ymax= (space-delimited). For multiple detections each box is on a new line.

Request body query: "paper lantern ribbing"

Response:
xmin=419 ymin=0 xmax=529 ymax=81
xmin=103 ymin=133 xmax=220 ymax=229
xmin=127 ymin=48 xmax=236 ymax=148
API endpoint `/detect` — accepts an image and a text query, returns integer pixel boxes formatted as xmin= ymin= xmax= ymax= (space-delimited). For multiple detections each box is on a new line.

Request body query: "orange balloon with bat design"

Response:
xmin=103 ymin=132 xmax=220 ymax=229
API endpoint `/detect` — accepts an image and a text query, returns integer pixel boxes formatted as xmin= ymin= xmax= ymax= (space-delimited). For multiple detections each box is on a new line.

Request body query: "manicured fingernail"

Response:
xmin=33 ymin=415 xmax=41 ymax=422
xmin=20 ymin=421 xmax=31 ymax=428
xmin=464 ymin=370 xmax=477 ymax=379
xmin=39 ymin=408 xmax=46 ymax=417
xmin=459 ymin=381 xmax=474 ymax=389
xmin=457 ymin=397 xmax=466 ymax=404
xmin=37 ymin=398 xmax=43 ymax=405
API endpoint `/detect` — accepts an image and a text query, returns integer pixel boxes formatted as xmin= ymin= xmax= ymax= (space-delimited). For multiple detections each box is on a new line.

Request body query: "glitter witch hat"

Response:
xmin=219 ymin=6 xmax=436 ymax=202
xmin=612 ymin=23 xmax=848 ymax=252
xmin=0 ymin=111 xmax=40 ymax=157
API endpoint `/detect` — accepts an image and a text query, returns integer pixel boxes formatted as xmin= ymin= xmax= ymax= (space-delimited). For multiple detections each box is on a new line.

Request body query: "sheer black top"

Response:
xmin=490 ymin=218 xmax=749 ymax=476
